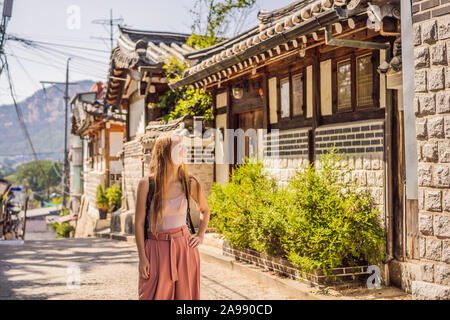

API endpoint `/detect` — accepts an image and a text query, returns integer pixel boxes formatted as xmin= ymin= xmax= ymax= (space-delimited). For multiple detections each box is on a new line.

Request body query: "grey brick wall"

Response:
xmin=412 ymin=3 xmax=450 ymax=300
xmin=263 ymin=128 xmax=310 ymax=187
xmin=261 ymin=121 xmax=385 ymax=220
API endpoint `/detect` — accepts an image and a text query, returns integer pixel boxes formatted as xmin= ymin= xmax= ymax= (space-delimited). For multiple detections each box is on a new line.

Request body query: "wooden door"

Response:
xmin=234 ymin=109 xmax=264 ymax=165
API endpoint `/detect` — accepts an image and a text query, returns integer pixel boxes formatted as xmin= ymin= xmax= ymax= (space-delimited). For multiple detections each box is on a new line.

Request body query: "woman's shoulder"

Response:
xmin=138 ymin=175 xmax=154 ymax=190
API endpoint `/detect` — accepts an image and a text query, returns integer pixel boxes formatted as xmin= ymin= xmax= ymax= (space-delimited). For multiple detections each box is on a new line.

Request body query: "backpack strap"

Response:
xmin=144 ymin=176 xmax=155 ymax=240
xmin=183 ymin=176 xmax=196 ymax=235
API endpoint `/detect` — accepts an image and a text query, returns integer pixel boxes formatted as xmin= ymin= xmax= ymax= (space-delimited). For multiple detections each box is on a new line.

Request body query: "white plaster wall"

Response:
xmin=320 ymin=59 xmax=332 ymax=116
xmin=129 ymin=97 xmax=146 ymax=138
xmin=110 ymin=132 xmax=123 ymax=157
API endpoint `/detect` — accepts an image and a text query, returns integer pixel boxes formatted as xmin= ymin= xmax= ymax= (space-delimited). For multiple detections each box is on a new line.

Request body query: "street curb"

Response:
xmin=94 ymin=230 xmax=136 ymax=243
xmin=198 ymin=245 xmax=327 ymax=300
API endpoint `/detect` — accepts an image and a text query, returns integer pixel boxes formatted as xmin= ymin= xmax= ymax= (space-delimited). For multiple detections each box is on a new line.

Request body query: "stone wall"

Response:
xmin=412 ymin=3 xmax=450 ymax=300
xmin=123 ymin=139 xmax=144 ymax=212
xmin=74 ymin=170 xmax=105 ymax=237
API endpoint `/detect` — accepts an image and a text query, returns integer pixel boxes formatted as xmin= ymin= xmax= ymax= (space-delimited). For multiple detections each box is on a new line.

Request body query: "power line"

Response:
xmin=7 ymin=35 xmax=110 ymax=53
xmin=7 ymin=45 xmax=107 ymax=79
xmin=0 ymin=152 xmax=64 ymax=156
xmin=1 ymin=54 xmax=52 ymax=194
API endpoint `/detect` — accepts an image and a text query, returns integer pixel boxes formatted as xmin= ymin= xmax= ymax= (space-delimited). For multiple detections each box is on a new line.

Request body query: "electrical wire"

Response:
xmin=7 ymin=35 xmax=110 ymax=54
xmin=0 ymin=152 xmax=64 ymax=156
xmin=1 ymin=54 xmax=52 ymax=190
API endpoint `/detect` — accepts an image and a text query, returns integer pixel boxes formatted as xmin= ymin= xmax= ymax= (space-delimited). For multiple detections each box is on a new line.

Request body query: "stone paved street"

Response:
xmin=0 ymin=238 xmax=298 ymax=300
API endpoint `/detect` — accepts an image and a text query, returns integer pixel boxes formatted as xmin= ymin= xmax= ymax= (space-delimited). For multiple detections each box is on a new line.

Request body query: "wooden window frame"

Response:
xmin=279 ymin=75 xmax=291 ymax=119
xmin=292 ymin=72 xmax=305 ymax=117
xmin=331 ymin=50 xmax=380 ymax=115
xmin=336 ymin=57 xmax=352 ymax=113
xmin=277 ymin=69 xmax=307 ymax=123
xmin=356 ymin=53 xmax=376 ymax=109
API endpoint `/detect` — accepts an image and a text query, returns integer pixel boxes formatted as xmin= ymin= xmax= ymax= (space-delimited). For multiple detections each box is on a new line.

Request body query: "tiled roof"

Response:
xmin=105 ymin=27 xmax=195 ymax=106
xmin=112 ymin=26 xmax=195 ymax=69
xmin=170 ymin=0 xmax=372 ymax=89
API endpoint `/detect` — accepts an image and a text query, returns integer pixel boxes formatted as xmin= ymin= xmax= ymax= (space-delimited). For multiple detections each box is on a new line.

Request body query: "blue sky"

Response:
xmin=0 ymin=0 xmax=292 ymax=105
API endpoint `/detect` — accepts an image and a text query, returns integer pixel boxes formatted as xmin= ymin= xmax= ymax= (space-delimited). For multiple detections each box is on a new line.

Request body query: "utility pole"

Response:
xmin=0 ymin=0 xmax=13 ymax=54
xmin=0 ymin=0 xmax=13 ymax=75
xmin=41 ymin=58 xmax=78 ymax=209
xmin=91 ymin=9 xmax=123 ymax=51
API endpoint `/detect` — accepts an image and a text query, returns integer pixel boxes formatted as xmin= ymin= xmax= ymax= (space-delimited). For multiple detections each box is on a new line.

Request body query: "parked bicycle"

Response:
xmin=0 ymin=180 xmax=29 ymax=240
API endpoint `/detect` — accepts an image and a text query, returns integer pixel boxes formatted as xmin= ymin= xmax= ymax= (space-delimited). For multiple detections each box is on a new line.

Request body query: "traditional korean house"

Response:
xmin=169 ymin=0 xmax=424 ymax=292
xmin=70 ymin=82 xmax=126 ymax=237
xmin=102 ymin=27 xmax=214 ymax=237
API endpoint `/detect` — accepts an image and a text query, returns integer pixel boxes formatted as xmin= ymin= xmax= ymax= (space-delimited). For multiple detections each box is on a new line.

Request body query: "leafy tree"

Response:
xmin=12 ymin=160 xmax=61 ymax=193
xmin=158 ymin=57 xmax=213 ymax=122
xmin=187 ymin=0 xmax=257 ymax=49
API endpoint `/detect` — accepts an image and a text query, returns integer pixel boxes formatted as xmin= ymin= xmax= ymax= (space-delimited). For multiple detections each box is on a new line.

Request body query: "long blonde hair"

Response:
xmin=148 ymin=133 xmax=190 ymax=236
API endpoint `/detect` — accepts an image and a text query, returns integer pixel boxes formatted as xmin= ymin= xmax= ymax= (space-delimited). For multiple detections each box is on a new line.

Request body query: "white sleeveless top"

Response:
xmin=149 ymin=191 xmax=188 ymax=232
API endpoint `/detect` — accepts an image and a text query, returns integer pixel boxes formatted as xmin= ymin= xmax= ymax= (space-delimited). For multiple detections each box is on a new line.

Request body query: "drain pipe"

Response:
xmin=324 ymin=26 xmax=395 ymax=264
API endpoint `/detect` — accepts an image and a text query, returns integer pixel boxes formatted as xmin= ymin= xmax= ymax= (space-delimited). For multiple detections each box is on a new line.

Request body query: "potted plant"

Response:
xmin=96 ymin=184 xmax=109 ymax=220
xmin=105 ymin=185 xmax=122 ymax=213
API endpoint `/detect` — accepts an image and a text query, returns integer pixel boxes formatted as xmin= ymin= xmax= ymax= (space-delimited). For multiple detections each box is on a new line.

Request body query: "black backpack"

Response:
xmin=144 ymin=176 xmax=196 ymax=240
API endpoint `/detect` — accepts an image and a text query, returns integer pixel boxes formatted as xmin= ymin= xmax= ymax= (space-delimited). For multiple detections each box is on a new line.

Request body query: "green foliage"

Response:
xmin=187 ymin=0 xmax=257 ymax=49
xmin=105 ymin=185 xmax=122 ymax=208
xmin=0 ymin=165 xmax=15 ymax=180
xmin=51 ymin=208 xmax=74 ymax=238
xmin=51 ymin=197 xmax=62 ymax=205
xmin=158 ymin=57 xmax=213 ymax=122
xmin=282 ymin=150 xmax=386 ymax=274
xmin=162 ymin=87 xmax=213 ymax=122
xmin=209 ymin=159 xmax=280 ymax=253
xmin=95 ymin=184 xmax=109 ymax=210
xmin=208 ymin=150 xmax=386 ymax=275
xmin=163 ymin=57 xmax=188 ymax=83
xmin=10 ymin=160 xmax=61 ymax=192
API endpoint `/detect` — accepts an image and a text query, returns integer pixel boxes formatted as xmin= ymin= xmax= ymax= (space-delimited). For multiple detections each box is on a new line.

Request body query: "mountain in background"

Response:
xmin=0 ymin=80 xmax=95 ymax=168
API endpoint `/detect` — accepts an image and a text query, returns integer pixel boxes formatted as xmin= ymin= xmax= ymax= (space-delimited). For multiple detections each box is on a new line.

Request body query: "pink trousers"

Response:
xmin=138 ymin=225 xmax=200 ymax=300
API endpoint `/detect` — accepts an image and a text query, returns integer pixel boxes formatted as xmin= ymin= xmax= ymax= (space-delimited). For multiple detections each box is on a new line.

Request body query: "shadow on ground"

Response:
xmin=0 ymin=238 xmax=138 ymax=300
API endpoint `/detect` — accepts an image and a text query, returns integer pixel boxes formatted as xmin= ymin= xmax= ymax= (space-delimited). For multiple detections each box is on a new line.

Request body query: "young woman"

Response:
xmin=135 ymin=133 xmax=210 ymax=300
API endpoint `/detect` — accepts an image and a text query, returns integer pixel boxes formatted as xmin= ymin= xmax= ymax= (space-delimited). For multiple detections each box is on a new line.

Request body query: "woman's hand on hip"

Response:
xmin=139 ymin=258 xmax=150 ymax=279
xmin=189 ymin=234 xmax=203 ymax=248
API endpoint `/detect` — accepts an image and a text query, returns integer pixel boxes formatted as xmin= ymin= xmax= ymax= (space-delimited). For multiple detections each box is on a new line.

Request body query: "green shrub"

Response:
xmin=208 ymin=150 xmax=386 ymax=275
xmin=51 ymin=208 xmax=74 ymax=238
xmin=95 ymin=184 xmax=109 ymax=210
xmin=51 ymin=221 xmax=74 ymax=239
xmin=209 ymin=158 xmax=287 ymax=256
xmin=282 ymin=150 xmax=385 ymax=274
xmin=105 ymin=185 xmax=122 ymax=209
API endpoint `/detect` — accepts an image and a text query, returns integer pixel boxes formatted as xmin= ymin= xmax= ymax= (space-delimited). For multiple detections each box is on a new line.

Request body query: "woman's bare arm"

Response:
xmin=135 ymin=178 xmax=149 ymax=262
xmin=190 ymin=177 xmax=210 ymax=239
